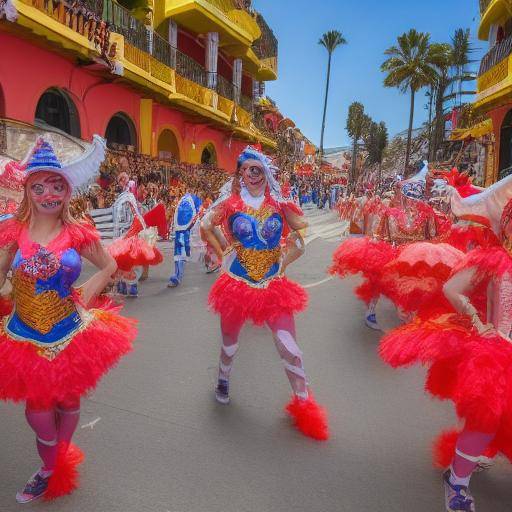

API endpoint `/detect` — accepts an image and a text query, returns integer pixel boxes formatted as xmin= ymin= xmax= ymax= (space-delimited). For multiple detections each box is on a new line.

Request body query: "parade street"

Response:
xmin=0 ymin=208 xmax=511 ymax=512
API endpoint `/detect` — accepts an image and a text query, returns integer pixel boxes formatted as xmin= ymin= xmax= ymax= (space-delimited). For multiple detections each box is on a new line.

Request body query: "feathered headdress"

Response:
xmin=214 ymin=146 xmax=283 ymax=206
xmin=23 ymin=135 xmax=106 ymax=191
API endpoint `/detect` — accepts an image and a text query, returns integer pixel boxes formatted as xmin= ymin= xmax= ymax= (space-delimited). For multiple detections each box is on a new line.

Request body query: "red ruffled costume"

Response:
xmin=380 ymin=246 xmax=512 ymax=462
xmin=0 ymin=218 xmax=137 ymax=408
xmin=208 ymin=194 xmax=308 ymax=325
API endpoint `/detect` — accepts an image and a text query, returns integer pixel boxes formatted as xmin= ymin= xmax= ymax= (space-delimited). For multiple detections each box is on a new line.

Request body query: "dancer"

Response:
xmin=201 ymin=147 xmax=328 ymax=440
xmin=168 ymin=192 xmax=202 ymax=287
xmin=380 ymin=173 xmax=512 ymax=511
xmin=0 ymin=137 xmax=136 ymax=503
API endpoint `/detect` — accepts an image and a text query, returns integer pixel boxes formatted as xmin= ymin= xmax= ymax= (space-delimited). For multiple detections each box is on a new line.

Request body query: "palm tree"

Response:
xmin=451 ymin=28 xmax=471 ymax=107
xmin=319 ymin=30 xmax=347 ymax=161
xmin=381 ymin=29 xmax=440 ymax=174
xmin=346 ymin=102 xmax=371 ymax=192
xmin=365 ymin=121 xmax=389 ymax=187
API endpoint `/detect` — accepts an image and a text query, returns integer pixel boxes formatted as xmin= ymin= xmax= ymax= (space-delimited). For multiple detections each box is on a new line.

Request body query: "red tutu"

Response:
xmin=380 ymin=314 xmax=512 ymax=460
xmin=0 ymin=301 xmax=137 ymax=408
xmin=379 ymin=242 xmax=464 ymax=313
xmin=108 ymin=236 xmax=163 ymax=272
xmin=329 ymin=236 xmax=397 ymax=303
xmin=208 ymin=273 xmax=307 ymax=325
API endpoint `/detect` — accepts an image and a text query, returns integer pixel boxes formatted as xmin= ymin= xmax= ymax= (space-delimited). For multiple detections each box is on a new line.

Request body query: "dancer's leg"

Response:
xmin=215 ymin=314 xmax=244 ymax=403
xmin=25 ymin=405 xmax=58 ymax=472
xmin=268 ymin=314 xmax=329 ymax=440
xmin=443 ymin=427 xmax=495 ymax=512
xmin=267 ymin=314 xmax=308 ymax=399
xmin=56 ymin=398 xmax=81 ymax=447
xmin=218 ymin=314 xmax=244 ymax=380
xmin=450 ymin=429 xmax=495 ymax=486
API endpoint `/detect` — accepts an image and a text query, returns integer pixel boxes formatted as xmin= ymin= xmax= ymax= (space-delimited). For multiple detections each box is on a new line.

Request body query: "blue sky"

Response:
xmin=256 ymin=0 xmax=483 ymax=148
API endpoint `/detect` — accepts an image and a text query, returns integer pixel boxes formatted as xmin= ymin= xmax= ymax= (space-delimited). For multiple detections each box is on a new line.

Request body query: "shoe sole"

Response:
xmin=215 ymin=393 xmax=230 ymax=405
xmin=16 ymin=491 xmax=46 ymax=504
xmin=365 ymin=320 xmax=382 ymax=331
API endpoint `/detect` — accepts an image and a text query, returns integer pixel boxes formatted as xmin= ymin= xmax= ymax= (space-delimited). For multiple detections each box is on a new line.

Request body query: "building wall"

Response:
xmin=0 ymin=32 xmax=246 ymax=172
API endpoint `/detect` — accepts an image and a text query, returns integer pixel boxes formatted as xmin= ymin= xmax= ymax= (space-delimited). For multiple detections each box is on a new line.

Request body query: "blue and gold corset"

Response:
xmin=4 ymin=246 xmax=83 ymax=358
xmin=227 ymin=206 xmax=283 ymax=286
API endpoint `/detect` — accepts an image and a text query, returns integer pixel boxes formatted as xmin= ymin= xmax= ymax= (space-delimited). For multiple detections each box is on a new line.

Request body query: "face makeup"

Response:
xmin=240 ymin=159 xmax=266 ymax=197
xmin=28 ymin=172 xmax=69 ymax=216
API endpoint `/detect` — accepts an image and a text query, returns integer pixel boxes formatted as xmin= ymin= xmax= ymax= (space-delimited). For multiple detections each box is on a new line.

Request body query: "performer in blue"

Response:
xmin=168 ymin=192 xmax=202 ymax=287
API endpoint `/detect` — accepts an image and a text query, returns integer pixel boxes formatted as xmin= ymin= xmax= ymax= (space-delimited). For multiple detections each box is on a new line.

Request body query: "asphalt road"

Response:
xmin=0 ymin=207 xmax=511 ymax=512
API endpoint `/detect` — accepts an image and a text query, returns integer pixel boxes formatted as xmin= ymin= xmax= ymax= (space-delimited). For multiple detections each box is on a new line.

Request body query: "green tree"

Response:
xmin=365 ymin=121 xmax=389 ymax=186
xmin=451 ymin=28 xmax=472 ymax=107
xmin=318 ymin=30 xmax=347 ymax=160
xmin=346 ymin=102 xmax=371 ymax=192
xmin=381 ymin=29 xmax=440 ymax=174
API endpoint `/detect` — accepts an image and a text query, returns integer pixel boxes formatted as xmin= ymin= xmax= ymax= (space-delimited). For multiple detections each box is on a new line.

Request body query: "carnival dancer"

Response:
xmin=201 ymin=147 xmax=328 ymax=441
xmin=330 ymin=163 xmax=451 ymax=330
xmin=168 ymin=192 xmax=202 ymax=287
xmin=0 ymin=137 xmax=136 ymax=503
xmin=380 ymin=173 xmax=512 ymax=511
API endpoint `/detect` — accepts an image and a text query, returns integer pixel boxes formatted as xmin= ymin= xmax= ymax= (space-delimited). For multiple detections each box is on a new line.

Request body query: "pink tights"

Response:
xmin=218 ymin=313 xmax=308 ymax=399
xmin=451 ymin=426 xmax=495 ymax=485
xmin=25 ymin=399 xmax=81 ymax=472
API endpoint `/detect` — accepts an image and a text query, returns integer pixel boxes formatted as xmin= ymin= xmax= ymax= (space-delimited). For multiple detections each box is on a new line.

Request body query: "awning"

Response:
xmin=450 ymin=118 xmax=493 ymax=141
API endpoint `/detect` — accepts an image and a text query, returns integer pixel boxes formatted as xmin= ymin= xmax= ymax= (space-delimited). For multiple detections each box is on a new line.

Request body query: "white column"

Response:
xmin=233 ymin=58 xmax=242 ymax=103
xmin=168 ymin=18 xmax=178 ymax=67
xmin=205 ymin=32 xmax=219 ymax=89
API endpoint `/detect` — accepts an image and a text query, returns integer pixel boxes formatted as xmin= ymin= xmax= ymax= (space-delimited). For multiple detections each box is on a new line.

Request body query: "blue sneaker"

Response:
xmin=117 ymin=281 xmax=127 ymax=295
xmin=365 ymin=312 xmax=381 ymax=331
xmin=16 ymin=471 xmax=50 ymax=504
xmin=215 ymin=379 xmax=230 ymax=404
xmin=128 ymin=284 xmax=138 ymax=297
xmin=443 ymin=470 xmax=475 ymax=512
xmin=167 ymin=276 xmax=180 ymax=288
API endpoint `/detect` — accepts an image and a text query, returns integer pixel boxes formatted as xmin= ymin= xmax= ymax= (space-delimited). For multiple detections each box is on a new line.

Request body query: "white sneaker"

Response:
xmin=365 ymin=312 xmax=381 ymax=331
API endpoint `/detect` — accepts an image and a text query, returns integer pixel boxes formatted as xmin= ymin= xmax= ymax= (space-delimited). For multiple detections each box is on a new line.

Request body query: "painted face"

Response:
xmin=28 ymin=172 xmax=69 ymax=216
xmin=240 ymin=159 xmax=266 ymax=196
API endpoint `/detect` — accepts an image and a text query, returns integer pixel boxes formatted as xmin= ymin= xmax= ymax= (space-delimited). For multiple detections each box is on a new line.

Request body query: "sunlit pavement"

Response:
xmin=0 ymin=208 xmax=511 ymax=511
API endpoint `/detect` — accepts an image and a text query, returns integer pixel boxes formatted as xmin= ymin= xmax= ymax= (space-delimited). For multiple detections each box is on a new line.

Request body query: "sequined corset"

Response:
xmin=489 ymin=272 xmax=512 ymax=340
xmin=6 ymin=245 xmax=82 ymax=349
xmin=227 ymin=206 xmax=283 ymax=286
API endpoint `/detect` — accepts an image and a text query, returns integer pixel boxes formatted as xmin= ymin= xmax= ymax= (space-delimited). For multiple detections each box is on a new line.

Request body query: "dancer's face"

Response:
xmin=240 ymin=159 xmax=266 ymax=196
xmin=28 ymin=172 xmax=69 ymax=217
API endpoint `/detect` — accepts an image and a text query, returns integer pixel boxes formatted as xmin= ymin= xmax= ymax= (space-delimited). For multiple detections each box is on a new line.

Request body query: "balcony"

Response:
xmin=480 ymin=0 xmax=491 ymax=14
xmin=478 ymin=33 xmax=512 ymax=77
xmin=160 ymin=0 xmax=260 ymax=48
xmin=251 ymin=12 xmax=277 ymax=79
xmin=478 ymin=0 xmax=510 ymax=40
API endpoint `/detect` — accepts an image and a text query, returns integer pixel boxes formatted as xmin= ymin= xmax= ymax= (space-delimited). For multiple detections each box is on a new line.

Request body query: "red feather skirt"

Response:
xmin=380 ymin=315 xmax=512 ymax=460
xmin=208 ymin=273 xmax=308 ymax=326
xmin=0 ymin=300 xmax=137 ymax=408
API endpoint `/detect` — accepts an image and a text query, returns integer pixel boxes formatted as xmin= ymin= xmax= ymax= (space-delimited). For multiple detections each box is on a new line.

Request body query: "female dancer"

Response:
xmin=201 ymin=147 xmax=328 ymax=441
xmin=380 ymin=173 xmax=512 ymax=511
xmin=0 ymin=137 xmax=136 ymax=503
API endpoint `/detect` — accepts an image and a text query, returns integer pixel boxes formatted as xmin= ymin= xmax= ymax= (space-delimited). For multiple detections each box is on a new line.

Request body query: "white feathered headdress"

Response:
xmin=23 ymin=135 xmax=106 ymax=191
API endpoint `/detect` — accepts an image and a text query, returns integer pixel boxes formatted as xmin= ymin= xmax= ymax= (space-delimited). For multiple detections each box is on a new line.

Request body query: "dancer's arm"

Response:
xmin=79 ymin=241 xmax=118 ymax=307
xmin=443 ymin=267 xmax=493 ymax=334
xmin=0 ymin=244 xmax=16 ymax=293
xmin=280 ymin=207 xmax=308 ymax=273
xmin=201 ymin=206 xmax=225 ymax=260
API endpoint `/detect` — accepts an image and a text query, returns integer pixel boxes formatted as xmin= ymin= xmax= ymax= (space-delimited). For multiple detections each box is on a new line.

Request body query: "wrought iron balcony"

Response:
xmin=239 ymin=94 xmax=254 ymax=113
xmin=479 ymin=34 xmax=512 ymax=76
xmin=480 ymin=0 xmax=491 ymax=14
xmin=176 ymin=49 xmax=208 ymax=88
xmin=102 ymin=0 xmax=151 ymax=53
xmin=252 ymin=12 xmax=277 ymax=61
xmin=217 ymin=75 xmax=235 ymax=101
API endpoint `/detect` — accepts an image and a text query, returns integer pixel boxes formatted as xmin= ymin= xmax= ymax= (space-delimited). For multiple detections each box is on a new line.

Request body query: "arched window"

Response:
xmin=157 ymin=129 xmax=180 ymax=161
xmin=499 ymin=110 xmax=512 ymax=180
xmin=105 ymin=113 xmax=137 ymax=150
xmin=35 ymin=88 xmax=81 ymax=137
xmin=201 ymin=143 xmax=217 ymax=165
